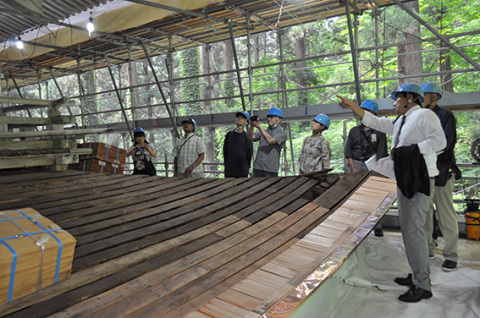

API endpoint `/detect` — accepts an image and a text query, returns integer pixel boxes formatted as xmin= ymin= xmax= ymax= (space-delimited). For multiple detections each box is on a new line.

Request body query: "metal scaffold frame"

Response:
xmin=1 ymin=1 xmax=480 ymax=176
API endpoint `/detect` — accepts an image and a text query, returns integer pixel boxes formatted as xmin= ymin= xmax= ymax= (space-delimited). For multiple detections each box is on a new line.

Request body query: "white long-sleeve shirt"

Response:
xmin=362 ymin=106 xmax=446 ymax=178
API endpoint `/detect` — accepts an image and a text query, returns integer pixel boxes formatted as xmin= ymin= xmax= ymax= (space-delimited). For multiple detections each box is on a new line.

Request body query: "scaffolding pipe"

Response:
xmin=391 ymin=0 xmax=480 ymax=72
xmin=374 ymin=9 xmax=380 ymax=99
xmin=48 ymin=67 xmax=74 ymax=118
xmin=167 ymin=36 xmax=178 ymax=121
xmin=278 ymin=30 xmax=296 ymax=175
xmin=344 ymin=0 xmax=362 ymax=104
xmin=105 ymin=55 xmax=133 ymax=139
xmin=127 ymin=44 xmax=137 ymax=125
xmin=228 ymin=21 xmax=247 ymax=112
xmin=140 ymin=41 xmax=180 ymax=138
xmin=246 ymin=15 xmax=254 ymax=112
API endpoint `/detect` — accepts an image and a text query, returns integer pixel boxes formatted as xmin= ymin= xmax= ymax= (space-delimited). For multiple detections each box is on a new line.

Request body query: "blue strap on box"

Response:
xmin=0 ymin=240 xmax=17 ymax=302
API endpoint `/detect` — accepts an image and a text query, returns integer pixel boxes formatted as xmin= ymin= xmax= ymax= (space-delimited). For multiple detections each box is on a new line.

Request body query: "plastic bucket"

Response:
xmin=465 ymin=212 xmax=480 ymax=240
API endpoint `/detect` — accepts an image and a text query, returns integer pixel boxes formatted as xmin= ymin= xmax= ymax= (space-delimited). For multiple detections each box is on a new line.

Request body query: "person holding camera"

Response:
xmin=126 ymin=127 xmax=157 ymax=176
xmin=223 ymin=111 xmax=253 ymax=177
xmin=174 ymin=118 xmax=205 ymax=178
xmin=298 ymin=113 xmax=332 ymax=174
xmin=247 ymin=107 xmax=287 ymax=177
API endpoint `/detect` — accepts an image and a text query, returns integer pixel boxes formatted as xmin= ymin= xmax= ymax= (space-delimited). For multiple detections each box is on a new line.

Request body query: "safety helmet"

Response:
xmin=420 ymin=82 xmax=442 ymax=100
xmin=266 ymin=107 xmax=283 ymax=118
xmin=360 ymin=99 xmax=379 ymax=115
xmin=236 ymin=111 xmax=250 ymax=122
xmin=133 ymin=127 xmax=145 ymax=137
xmin=314 ymin=113 xmax=330 ymax=128
xmin=391 ymin=83 xmax=424 ymax=103
xmin=181 ymin=118 xmax=198 ymax=132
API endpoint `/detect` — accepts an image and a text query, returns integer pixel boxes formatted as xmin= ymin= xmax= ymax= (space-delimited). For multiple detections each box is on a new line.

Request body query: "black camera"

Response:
xmin=250 ymin=115 xmax=259 ymax=121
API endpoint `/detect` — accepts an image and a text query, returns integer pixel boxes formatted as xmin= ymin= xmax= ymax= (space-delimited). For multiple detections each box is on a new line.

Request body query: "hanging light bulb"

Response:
xmin=87 ymin=12 xmax=95 ymax=36
xmin=16 ymin=36 xmax=24 ymax=50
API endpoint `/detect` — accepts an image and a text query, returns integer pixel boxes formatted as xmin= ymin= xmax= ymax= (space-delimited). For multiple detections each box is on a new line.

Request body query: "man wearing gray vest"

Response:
xmin=247 ymin=107 xmax=287 ymax=177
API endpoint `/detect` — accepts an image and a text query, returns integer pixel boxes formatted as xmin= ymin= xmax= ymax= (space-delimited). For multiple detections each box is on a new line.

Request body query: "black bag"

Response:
xmin=144 ymin=158 xmax=156 ymax=176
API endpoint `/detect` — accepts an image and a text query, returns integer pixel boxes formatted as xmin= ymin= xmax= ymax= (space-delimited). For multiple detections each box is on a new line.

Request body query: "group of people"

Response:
xmin=128 ymin=81 xmax=460 ymax=304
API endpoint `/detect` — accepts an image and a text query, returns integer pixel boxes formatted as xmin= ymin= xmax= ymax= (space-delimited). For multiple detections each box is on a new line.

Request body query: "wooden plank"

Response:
xmin=0 ymin=156 xmax=54 ymax=169
xmin=197 ymin=298 xmax=252 ymax=318
xmin=0 ymin=115 xmax=73 ymax=126
xmin=0 ymin=173 xmax=110 ymax=198
xmin=0 ymin=128 xmax=112 ymax=139
xmin=0 ymin=170 xmax=89 ymax=188
xmin=311 ymin=172 xmax=369 ymax=208
xmin=0 ymin=139 xmax=76 ymax=152
xmin=55 ymin=177 xmax=206 ymax=227
xmin=0 ymin=173 xmax=148 ymax=210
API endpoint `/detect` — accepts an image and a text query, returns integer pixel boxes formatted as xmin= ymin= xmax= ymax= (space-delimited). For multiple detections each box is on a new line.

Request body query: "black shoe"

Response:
xmin=374 ymin=229 xmax=384 ymax=237
xmin=398 ymin=285 xmax=432 ymax=303
xmin=394 ymin=273 xmax=412 ymax=286
xmin=442 ymin=260 xmax=457 ymax=272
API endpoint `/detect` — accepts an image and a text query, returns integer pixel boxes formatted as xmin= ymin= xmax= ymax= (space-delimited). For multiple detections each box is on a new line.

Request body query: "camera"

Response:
xmin=250 ymin=115 xmax=259 ymax=121
xmin=135 ymin=147 xmax=143 ymax=156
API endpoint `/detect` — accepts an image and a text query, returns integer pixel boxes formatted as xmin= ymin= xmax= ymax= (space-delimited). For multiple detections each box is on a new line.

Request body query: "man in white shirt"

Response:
xmin=338 ymin=83 xmax=446 ymax=303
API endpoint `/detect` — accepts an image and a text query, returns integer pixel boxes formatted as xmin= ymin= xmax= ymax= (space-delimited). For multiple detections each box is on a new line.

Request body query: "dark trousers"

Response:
xmin=253 ymin=169 xmax=278 ymax=177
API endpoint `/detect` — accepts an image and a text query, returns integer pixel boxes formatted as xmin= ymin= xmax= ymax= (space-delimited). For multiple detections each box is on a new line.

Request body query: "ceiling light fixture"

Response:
xmin=16 ymin=37 xmax=24 ymax=50
xmin=87 ymin=12 xmax=95 ymax=36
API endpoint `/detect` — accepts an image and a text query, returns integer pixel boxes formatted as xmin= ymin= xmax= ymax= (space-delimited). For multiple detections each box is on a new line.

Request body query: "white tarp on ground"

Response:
xmin=291 ymin=233 xmax=480 ymax=318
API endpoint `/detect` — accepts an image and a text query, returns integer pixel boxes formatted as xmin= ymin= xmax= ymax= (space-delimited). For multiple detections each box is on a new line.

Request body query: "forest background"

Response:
xmin=6 ymin=0 xmax=480 ymax=207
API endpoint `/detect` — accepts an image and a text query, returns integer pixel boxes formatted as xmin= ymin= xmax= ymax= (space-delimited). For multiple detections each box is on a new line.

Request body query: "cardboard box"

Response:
xmin=76 ymin=158 xmax=124 ymax=174
xmin=78 ymin=142 xmax=127 ymax=166
xmin=0 ymin=208 xmax=76 ymax=304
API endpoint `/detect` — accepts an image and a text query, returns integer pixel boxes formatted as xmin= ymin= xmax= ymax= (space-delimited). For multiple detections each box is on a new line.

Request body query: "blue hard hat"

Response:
xmin=181 ymin=118 xmax=198 ymax=132
xmin=236 ymin=111 xmax=250 ymax=122
xmin=133 ymin=127 xmax=145 ymax=135
xmin=360 ymin=99 xmax=379 ymax=115
xmin=391 ymin=83 xmax=424 ymax=102
xmin=314 ymin=113 xmax=330 ymax=128
xmin=421 ymin=82 xmax=442 ymax=99
xmin=266 ymin=107 xmax=283 ymax=118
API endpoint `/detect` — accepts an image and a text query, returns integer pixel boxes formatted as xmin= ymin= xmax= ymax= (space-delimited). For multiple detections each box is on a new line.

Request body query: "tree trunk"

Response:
xmin=397 ymin=1 xmax=423 ymax=86
xmin=182 ymin=47 xmax=201 ymax=112
xmin=437 ymin=6 xmax=453 ymax=93
xmin=83 ymin=70 xmax=97 ymax=126
xmin=254 ymin=34 xmax=260 ymax=64
xmin=200 ymin=45 xmax=215 ymax=170
xmin=295 ymin=34 xmax=308 ymax=106
xmin=224 ymin=40 xmax=235 ymax=108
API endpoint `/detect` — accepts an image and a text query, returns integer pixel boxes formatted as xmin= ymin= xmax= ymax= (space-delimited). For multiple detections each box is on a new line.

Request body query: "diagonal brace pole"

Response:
xmin=140 ymin=41 xmax=180 ymax=138
xmin=343 ymin=0 xmax=362 ymax=105
xmin=228 ymin=20 xmax=247 ymax=112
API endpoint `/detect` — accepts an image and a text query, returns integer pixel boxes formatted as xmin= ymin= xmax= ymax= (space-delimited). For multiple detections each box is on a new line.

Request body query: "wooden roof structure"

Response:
xmin=0 ymin=170 xmax=396 ymax=317
xmin=1 ymin=0 xmax=408 ymax=88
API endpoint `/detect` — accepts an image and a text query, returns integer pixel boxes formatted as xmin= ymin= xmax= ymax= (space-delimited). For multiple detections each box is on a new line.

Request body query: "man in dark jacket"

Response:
xmin=223 ymin=111 xmax=253 ymax=177
xmin=422 ymin=82 xmax=461 ymax=272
